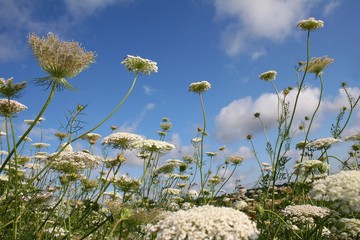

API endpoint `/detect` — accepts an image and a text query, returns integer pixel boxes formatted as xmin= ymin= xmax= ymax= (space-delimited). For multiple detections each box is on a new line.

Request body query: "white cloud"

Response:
xmin=143 ymin=85 xmax=155 ymax=96
xmin=0 ymin=34 xmax=23 ymax=62
xmin=213 ymin=0 xmax=340 ymax=56
xmin=64 ymin=0 xmax=134 ymax=20
xmin=215 ymin=86 xmax=358 ymax=143
xmin=251 ymin=48 xmax=267 ymax=60
xmin=0 ymin=0 xmax=70 ymax=62
xmin=323 ymin=0 xmax=342 ymax=16
xmin=0 ymin=0 xmax=134 ymax=62
xmin=235 ymin=146 xmax=254 ymax=159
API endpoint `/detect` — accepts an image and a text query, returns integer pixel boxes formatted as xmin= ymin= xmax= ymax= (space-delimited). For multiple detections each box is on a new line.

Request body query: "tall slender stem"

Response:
xmin=198 ymin=94 xmax=207 ymax=196
xmin=0 ymin=82 xmax=58 ymax=173
xmin=29 ymin=74 xmax=138 ymax=184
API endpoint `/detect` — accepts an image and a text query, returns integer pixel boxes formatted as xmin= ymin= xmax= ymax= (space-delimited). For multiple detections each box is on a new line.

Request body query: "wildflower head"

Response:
xmin=113 ymin=175 xmax=141 ymax=192
xmin=0 ymin=99 xmax=27 ymax=116
xmin=160 ymin=122 xmax=172 ymax=131
xmin=28 ymin=32 xmax=96 ymax=89
xmin=189 ymin=81 xmax=211 ymax=94
xmin=227 ymin=155 xmax=245 ymax=165
xmin=147 ymin=205 xmax=259 ymax=239
xmin=135 ymin=139 xmax=175 ymax=153
xmin=300 ymin=56 xmax=334 ymax=76
xmin=102 ymin=132 xmax=143 ymax=150
xmin=259 ymin=70 xmax=277 ymax=81
xmin=54 ymin=132 xmax=68 ymax=141
xmin=297 ymin=17 xmax=324 ymax=31
xmin=282 ymin=204 xmax=331 ymax=226
xmin=81 ymin=132 xmax=102 ymax=145
xmin=309 ymin=170 xmax=360 ymax=213
xmin=0 ymin=77 xmax=26 ymax=98
xmin=305 ymin=137 xmax=341 ymax=150
xmin=48 ymin=150 xmax=100 ymax=174
xmin=121 ymin=55 xmax=158 ymax=75
xmin=345 ymin=132 xmax=360 ymax=141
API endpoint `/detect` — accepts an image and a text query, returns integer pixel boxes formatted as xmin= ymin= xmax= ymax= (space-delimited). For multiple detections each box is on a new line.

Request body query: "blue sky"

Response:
xmin=1 ymin=0 xmax=359 ymax=187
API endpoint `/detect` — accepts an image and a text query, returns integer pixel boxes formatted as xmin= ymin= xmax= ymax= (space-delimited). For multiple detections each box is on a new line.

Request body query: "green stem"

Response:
xmin=214 ymin=165 xmax=237 ymax=197
xmin=304 ymin=75 xmax=324 ymax=147
xmin=273 ymin=30 xmax=311 ymax=201
xmin=71 ymin=73 xmax=139 ymax=143
xmin=9 ymin=112 xmax=19 ymax=240
xmin=29 ymin=74 xmax=138 ymax=184
xmin=198 ymin=94 xmax=207 ymax=196
xmin=0 ymin=82 xmax=58 ymax=173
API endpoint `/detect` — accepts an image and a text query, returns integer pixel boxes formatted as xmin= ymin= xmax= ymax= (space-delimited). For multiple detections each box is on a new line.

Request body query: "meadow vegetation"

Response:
xmin=0 ymin=17 xmax=359 ymax=239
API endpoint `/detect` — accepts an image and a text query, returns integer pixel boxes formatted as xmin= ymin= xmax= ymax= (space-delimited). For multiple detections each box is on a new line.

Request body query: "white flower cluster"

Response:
xmin=28 ymin=32 xmax=95 ymax=80
xmin=113 ymin=174 xmax=141 ymax=192
xmin=0 ymin=99 xmax=27 ymax=116
xmin=258 ymin=70 xmax=277 ymax=81
xmin=331 ymin=218 xmax=360 ymax=239
xmin=102 ymin=132 xmax=143 ymax=150
xmin=0 ymin=174 xmax=9 ymax=182
xmin=187 ymin=190 xmax=198 ymax=200
xmin=31 ymin=142 xmax=50 ymax=149
xmin=309 ymin=170 xmax=360 ymax=213
xmin=162 ymin=188 xmax=181 ymax=195
xmin=189 ymin=81 xmax=211 ymax=94
xmin=293 ymin=160 xmax=329 ymax=176
xmin=164 ymin=173 xmax=189 ymax=180
xmin=297 ymin=17 xmax=324 ymax=31
xmin=227 ymin=155 xmax=245 ymax=165
xmin=345 ymin=132 xmax=360 ymax=141
xmin=121 ymin=55 xmax=158 ymax=75
xmin=282 ymin=204 xmax=331 ymax=225
xmin=136 ymin=139 xmax=175 ymax=153
xmin=233 ymin=200 xmax=248 ymax=211
xmin=49 ymin=151 xmax=100 ymax=173
xmin=306 ymin=137 xmax=341 ymax=149
xmin=147 ymin=205 xmax=259 ymax=240
xmin=44 ymin=226 xmax=68 ymax=239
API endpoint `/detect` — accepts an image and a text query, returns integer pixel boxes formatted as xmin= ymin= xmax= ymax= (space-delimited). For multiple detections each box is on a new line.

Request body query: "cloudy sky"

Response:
xmin=1 ymin=0 xmax=359 ymax=187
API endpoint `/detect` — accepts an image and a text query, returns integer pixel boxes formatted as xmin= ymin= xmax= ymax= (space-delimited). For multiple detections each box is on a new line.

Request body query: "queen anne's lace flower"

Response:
xmin=331 ymin=218 xmax=360 ymax=239
xmin=81 ymin=132 xmax=101 ymax=144
xmin=0 ymin=77 xmax=26 ymax=98
xmin=112 ymin=175 xmax=141 ymax=192
xmin=0 ymin=174 xmax=9 ymax=182
xmin=121 ymin=55 xmax=158 ymax=75
xmin=345 ymin=132 xmax=360 ymax=141
xmin=227 ymin=155 xmax=245 ymax=165
xmin=147 ymin=205 xmax=259 ymax=240
xmin=300 ymin=56 xmax=334 ymax=76
xmin=258 ymin=70 xmax=277 ymax=81
xmin=305 ymin=137 xmax=341 ymax=149
xmin=28 ymin=32 xmax=95 ymax=89
xmin=297 ymin=17 xmax=324 ymax=31
xmin=187 ymin=190 xmax=198 ymax=200
xmin=162 ymin=188 xmax=181 ymax=195
xmin=189 ymin=81 xmax=211 ymax=94
xmin=309 ymin=170 xmax=360 ymax=213
xmin=31 ymin=142 xmax=50 ymax=149
xmin=233 ymin=200 xmax=248 ymax=211
xmin=293 ymin=160 xmax=329 ymax=175
xmin=0 ymin=99 xmax=27 ymax=116
xmin=282 ymin=204 xmax=331 ymax=220
xmin=135 ymin=139 xmax=175 ymax=153
xmin=102 ymin=132 xmax=143 ymax=150
xmin=48 ymin=150 xmax=100 ymax=173
xmin=155 ymin=160 xmax=187 ymax=174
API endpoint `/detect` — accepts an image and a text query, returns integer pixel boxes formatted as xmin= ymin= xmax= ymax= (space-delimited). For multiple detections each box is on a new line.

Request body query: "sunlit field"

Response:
xmin=0 ymin=17 xmax=359 ymax=240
